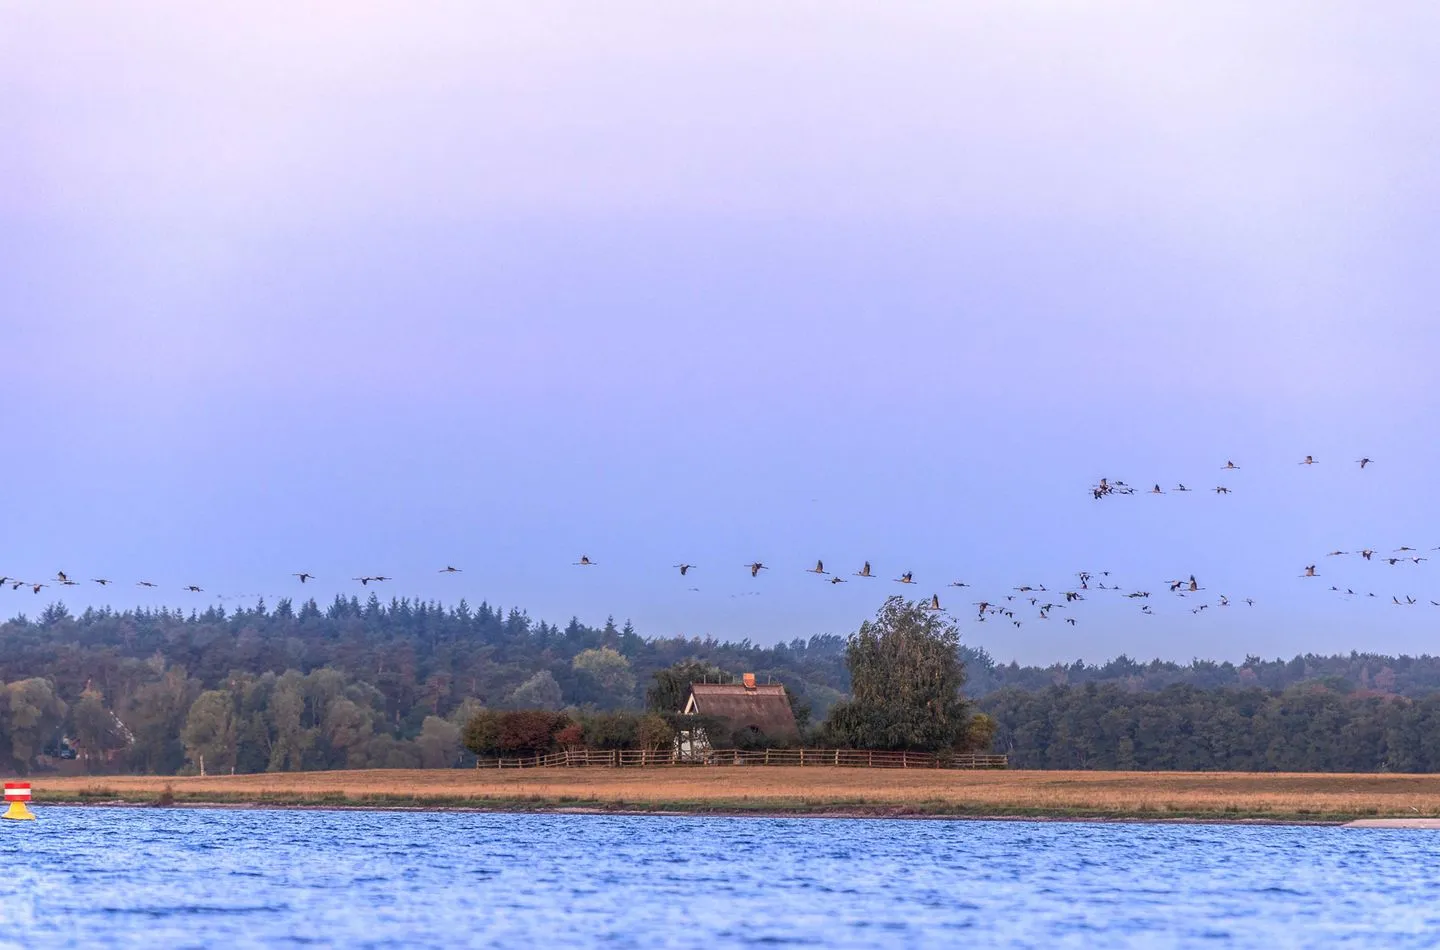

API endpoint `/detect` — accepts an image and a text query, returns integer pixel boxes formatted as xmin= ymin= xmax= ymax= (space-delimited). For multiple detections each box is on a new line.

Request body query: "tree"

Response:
xmin=181 ymin=690 xmax=238 ymax=774
xmin=822 ymin=597 xmax=973 ymax=752
xmin=417 ymin=715 xmax=462 ymax=768
xmin=645 ymin=660 xmax=728 ymax=713
xmin=2 ymin=678 xmax=68 ymax=773
xmin=571 ymin=648 xmax=636 ymax=706
xmin=71 ymin=689 xmax=131 ymax=771
xmin=506 ymin=671 xmax=564 ymax=710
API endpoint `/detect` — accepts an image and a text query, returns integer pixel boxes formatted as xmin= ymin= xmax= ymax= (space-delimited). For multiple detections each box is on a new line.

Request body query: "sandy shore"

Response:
xmin=21 ymin=768 xmax=1440 ymax=823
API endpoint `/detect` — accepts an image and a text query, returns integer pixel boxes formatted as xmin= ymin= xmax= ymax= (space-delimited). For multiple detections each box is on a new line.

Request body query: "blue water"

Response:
xmin=2 ymin=809 xmax=1439 ymax=948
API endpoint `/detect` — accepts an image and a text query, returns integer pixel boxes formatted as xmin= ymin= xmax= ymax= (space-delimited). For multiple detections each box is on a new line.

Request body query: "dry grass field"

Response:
xmin=28 ymin=768 xmax=1440 ymax=821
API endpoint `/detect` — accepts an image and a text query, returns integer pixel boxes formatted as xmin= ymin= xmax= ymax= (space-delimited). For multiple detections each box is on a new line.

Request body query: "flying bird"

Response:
xmin=439 ymin=566 xmax=461 ymax=574
xmin=948 ymin=580 xmax=970 ymax=588
xmin=673 ymin=564 xmax=695 ymax=576
xmin=1222 ymin=460 xmax=1240 ymax=470
xmin=56 ymin=571 xmax=68 ymax=582
xmin=1175 ymin=484 xmax=1192 ymax=492
xmin=184 ymin=585 xmax=203 ymax=593
xmin=828 ymin=576 xmax=847 ymax=584
xmin=1356 ymin=458 xmax=1373 ymax=469
xmin=746 ymin=562 xmax=767 ymax=578
xmin=574 ymin=556 xmax=596 ymax=566
xmin=924 ymin=594 xmax=941 ymax=612
xmin=1300 ymin=455 xmax=1317 ymax=465
xmin=855 ymin=561 xmax=874 ymax=578
xmin=1214 ymin=486 xmax=1231 ymax=495
xmin=136 ymin=581 xmax=157 ymax=588
xmin=294 ymin=573 xmax=314 ymax=583
xmin=1302 ymin=565 xmax=1318 ymax=577
xmin=91 ymin=578 xmax=111 ymax=586
xmin=895 ymin=571 xmax=915 ymax=584
xmin=806 ymin=560 xmax=829 ymax=575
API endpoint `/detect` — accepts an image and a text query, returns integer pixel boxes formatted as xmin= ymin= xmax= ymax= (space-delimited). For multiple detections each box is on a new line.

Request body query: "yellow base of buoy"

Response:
xmin=2 ymin=801 xmax=35 ymax=820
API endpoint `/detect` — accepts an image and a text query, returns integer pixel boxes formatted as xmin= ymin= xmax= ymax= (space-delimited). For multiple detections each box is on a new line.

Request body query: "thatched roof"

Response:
xmin=685 ymin=683 xmax=799 ymax=740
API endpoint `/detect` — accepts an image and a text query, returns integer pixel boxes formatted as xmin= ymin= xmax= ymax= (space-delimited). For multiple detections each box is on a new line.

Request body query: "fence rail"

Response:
xmin=475 ymin=748 xmax=1008 ymax=770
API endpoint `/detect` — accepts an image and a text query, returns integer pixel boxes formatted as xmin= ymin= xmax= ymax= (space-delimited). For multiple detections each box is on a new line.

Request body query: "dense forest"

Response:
xmin=2 ymin=595 xmax=1439 ymax=774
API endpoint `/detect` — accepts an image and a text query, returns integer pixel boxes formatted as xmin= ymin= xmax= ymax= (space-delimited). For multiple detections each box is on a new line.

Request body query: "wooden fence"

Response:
xmin=475 ymin=748 xmax=1008 ymax=770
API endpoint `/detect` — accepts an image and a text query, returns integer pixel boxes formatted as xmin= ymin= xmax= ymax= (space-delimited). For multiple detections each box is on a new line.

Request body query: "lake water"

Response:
xmin=2 ymin=808 xmax=1438 ymax=947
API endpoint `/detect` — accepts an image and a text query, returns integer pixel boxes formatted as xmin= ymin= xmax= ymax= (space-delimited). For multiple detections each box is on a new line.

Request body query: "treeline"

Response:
xmin=0 ymin=597 xmax=849 ymax=724
xmin=981 ymin=683 xmax=1440 ymax=772
xmin=6 ymin=595 xmax=1440 ymax=774
xmin=965 ymin=650 xmax=1440 ymax=699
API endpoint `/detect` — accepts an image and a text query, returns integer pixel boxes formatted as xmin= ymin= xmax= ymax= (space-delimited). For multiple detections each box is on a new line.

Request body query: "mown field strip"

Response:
xmin=29 ymin=768 xmax=1440 ymax=820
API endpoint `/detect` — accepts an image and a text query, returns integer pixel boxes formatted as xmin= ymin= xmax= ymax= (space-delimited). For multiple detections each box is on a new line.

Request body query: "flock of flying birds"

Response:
xmin=6 ymin=452 xmax=1434 ymax=628
xmin=1090 ymin=455 xmax=1374 ymax=500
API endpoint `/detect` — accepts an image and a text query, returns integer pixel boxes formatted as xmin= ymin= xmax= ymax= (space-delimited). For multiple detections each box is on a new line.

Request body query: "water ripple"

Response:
xmin=1 ymin=809 xmax=1439 ymax=947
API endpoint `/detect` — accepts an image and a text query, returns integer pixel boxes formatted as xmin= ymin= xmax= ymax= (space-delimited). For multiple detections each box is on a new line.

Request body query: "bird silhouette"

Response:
xmin=1223 ymin=460 xmax=1240 ymax=470
xmin=439 ymin=566 xmax=461 ymax=574
xmin=746 ymin=562 xmax=767 ymax=578
xmin=56 ymin=571 xmax=68 ymax=582
xmin=1356 ymin=458 xmax=1373 ymax=469
xmin=1176 ymin=484 xmax=1192 ymax=492
xmin=806 ymin=560 xmax=829 ymax=575
xmin=895 ymin=571 xmax=914 ymax=584
xmin=828 ymin=576 xmax=847 ymax=585
xmin=1300 ymin=455 xmax=1318 ymax=465
xmin=574 ymin=556 xmax=595 ymax=566
xmin=136 ymin=581 xmax=157 ymax=588
xmin=91 ymin=578 xmax=111 ymax=586
xmin=1214 ymin=486 xmax=1231 ymax=494
xmin=184 ymin=585 xmax=203 ymax=593
xmin=294 ymin=572 xmax=314 ymax=583
xmin=1302 ymin=565 xmax=1318 ymax=577
xmin=925 ymin=594 xmax=941 ymax=611
xmin=855 ymin=561 xmax=874 ymax=578
xmin=674 ymin=564 xmax=695 ymax=576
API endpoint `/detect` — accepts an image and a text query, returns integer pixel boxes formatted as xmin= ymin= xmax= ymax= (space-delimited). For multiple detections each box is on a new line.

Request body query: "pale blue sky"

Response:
xmin=3 ymin=3 xmax=1438 ymax=664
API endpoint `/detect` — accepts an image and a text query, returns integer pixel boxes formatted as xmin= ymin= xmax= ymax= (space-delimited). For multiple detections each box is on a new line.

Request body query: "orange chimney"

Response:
xmin=742 ymin=673 xmax=756 ymax=690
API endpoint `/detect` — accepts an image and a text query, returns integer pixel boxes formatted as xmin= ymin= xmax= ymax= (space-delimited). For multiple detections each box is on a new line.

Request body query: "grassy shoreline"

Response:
xmin=22 ymin=767 xmax=1440 ymax=824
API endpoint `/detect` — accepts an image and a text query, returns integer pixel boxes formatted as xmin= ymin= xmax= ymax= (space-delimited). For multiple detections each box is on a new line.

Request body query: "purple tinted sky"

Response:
xmin=3 ymin=3 xmax=1438 ymax=664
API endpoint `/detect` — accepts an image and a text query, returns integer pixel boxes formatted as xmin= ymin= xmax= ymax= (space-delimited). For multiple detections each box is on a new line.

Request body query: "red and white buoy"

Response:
xmin=3 ymin=782 xmax=36 ymax=821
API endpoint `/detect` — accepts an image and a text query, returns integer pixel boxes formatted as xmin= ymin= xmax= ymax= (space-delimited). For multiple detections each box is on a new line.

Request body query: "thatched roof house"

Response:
xmin=681 ymin=674 xmax=799 ymax=743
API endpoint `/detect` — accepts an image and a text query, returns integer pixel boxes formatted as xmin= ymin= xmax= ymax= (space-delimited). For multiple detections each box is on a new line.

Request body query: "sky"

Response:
xmin=2 ymin=2 xmax=1438 ymax=665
